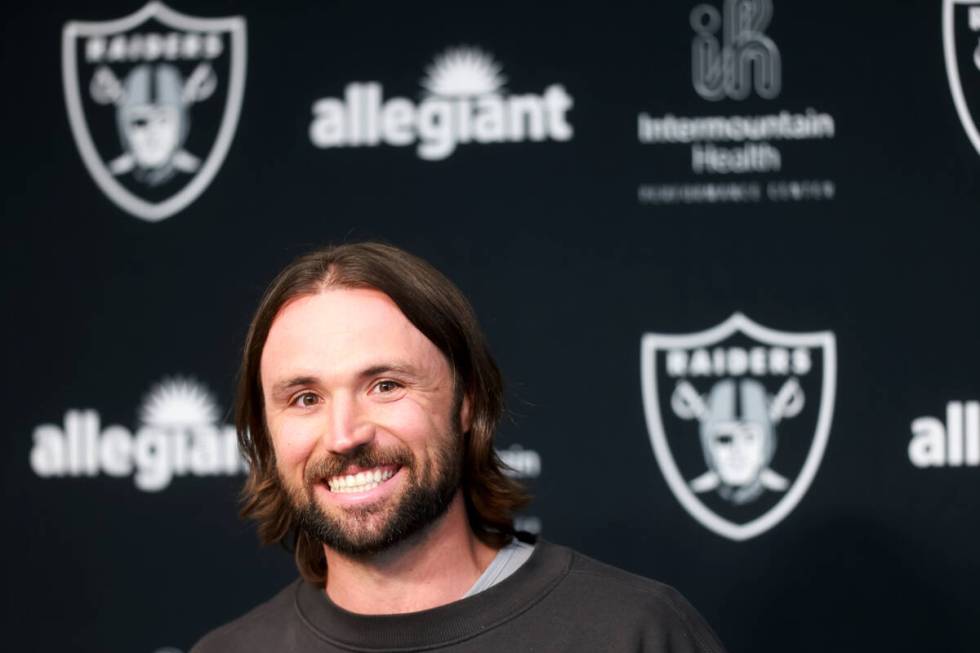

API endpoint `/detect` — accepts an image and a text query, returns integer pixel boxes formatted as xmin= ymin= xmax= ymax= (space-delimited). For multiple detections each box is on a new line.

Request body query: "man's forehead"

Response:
xmin=259 ymin=287 xmax=447 ymax=383
xmin=270 ymin=287 xmax=410 ymax=340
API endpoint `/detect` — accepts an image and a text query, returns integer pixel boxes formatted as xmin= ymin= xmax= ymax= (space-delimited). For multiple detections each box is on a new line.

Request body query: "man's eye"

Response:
xmin=375 ymin=380 xmax=401 ymax=394
xmin=293 ymin=392 xmax=319 ymax=407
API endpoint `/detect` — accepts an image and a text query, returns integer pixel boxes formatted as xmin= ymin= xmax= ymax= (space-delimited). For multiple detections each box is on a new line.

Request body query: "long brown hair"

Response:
xmin=235 ymin=242 xmax=529 ymax=583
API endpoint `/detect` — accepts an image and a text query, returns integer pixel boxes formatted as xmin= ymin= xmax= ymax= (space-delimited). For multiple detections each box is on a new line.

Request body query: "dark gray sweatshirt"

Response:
xmin=191 ymin=540 xmax=728 ymax=652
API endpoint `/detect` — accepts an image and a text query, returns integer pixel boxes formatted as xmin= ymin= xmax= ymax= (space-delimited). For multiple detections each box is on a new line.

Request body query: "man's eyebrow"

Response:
xmin=269 ymin=376 xmax=319 ymax=397
xmin=358 ymin=363 xmax=419 ymax=380
xmin=268 ymin=365 xmax=420 ymax=397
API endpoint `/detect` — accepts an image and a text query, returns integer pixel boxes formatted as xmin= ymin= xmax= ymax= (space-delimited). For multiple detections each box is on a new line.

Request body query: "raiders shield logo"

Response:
xmin=945 ymin=0 xmax=980 ymax=157
xmin=62 ymin=3 xmax=246 ymax=222
xmin=640 ymin=313 xmax=836 ymax=540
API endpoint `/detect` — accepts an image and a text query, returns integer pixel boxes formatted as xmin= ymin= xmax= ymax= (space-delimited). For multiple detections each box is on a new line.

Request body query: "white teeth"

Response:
xmin=327 ymin=468 xmax=396 ymax=493
xmin=333 ymin=480 xmax=381 ymax=493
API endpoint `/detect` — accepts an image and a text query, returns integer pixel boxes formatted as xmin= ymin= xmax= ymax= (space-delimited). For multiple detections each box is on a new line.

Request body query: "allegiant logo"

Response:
xmin=308 ymin=46 xmax=574 ymax=161
xmin=29 ymin=377 xmax=246 ymax=491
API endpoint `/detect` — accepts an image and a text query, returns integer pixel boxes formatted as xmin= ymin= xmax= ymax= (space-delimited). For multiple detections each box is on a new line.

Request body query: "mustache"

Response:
xmin=303 ymin=444 xmax=413 ymax=484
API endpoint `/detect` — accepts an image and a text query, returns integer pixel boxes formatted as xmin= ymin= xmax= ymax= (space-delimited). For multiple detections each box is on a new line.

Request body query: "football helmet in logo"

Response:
xmin=90 ymin=62 xmax=217 ymax=185
xmin=672 ymin=377 xmax=804 ymax=504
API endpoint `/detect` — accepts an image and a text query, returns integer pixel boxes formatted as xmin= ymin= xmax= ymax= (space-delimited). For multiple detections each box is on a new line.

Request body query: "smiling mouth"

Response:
xmin=326 ymin=466 xmax=398 ymax=494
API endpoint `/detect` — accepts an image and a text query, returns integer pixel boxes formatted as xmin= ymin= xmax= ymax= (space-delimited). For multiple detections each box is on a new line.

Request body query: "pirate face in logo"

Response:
xmin=672 ymin=377 xmax=803 ymax=504
xmin=90 ymin=62 xmax=215 ymax=185
xmin=119 ymin=68 xmax=183 ymax=173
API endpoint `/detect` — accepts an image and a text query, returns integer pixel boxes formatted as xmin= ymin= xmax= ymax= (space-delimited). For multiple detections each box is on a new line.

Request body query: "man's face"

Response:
xmin=260 ymin=287 xmax=470 ymax=557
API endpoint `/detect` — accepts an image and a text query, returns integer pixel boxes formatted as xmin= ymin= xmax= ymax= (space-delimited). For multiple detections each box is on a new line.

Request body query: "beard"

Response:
xmin=283 ymin=424 xmax=464 ymax=559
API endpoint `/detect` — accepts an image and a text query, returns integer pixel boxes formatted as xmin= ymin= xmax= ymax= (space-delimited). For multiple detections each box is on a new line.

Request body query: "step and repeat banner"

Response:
xmin=5 ymin=1 xmax=980 ymax=651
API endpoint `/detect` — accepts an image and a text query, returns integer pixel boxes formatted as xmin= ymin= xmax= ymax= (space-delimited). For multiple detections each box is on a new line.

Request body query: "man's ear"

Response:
xmin=459 ymin=393 xmax=473 ymax=434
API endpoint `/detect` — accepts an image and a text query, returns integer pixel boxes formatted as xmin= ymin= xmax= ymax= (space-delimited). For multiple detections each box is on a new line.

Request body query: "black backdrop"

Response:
xmin=5 ymin=1 xmax=980 ymax=651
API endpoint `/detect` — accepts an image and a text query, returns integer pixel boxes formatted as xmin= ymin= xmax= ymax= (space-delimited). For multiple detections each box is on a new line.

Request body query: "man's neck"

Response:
xmin=322 ymin=493 xmax=498 ymax=615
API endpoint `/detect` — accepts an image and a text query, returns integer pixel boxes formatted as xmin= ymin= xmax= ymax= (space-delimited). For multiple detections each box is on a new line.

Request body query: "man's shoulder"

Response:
xmin=190 ymin=579 xmax=302 ymax=653
xmin=541 ymin=542 xmax=726 ymax=652
xmin=562 ymin=544 xmax=687 ymax=600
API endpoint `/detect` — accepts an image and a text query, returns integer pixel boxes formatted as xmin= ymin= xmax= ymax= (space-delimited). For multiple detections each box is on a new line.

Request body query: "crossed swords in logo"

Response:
xmin=670 ymin=377 xmax=804 ymax=497
xmin=88 ymin=62 xmax=216 ymax=177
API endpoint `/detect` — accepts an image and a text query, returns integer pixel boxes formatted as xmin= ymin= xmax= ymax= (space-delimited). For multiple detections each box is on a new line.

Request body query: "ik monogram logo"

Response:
xmin=691 ymin=0 xmax=781 ymax=101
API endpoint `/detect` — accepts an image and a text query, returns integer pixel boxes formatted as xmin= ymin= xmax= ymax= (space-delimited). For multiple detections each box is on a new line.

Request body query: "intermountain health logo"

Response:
xmin=30 ymin=376 xmax=246 ymax=491
xmin=640 ymin=314 xmax=836 ymax=540
xmin=62 ymin=3 xmax=246 ymax=222
xmin=309 ymin=46 xmax=574 ymax=160
xmin=637 ymin=0 xmax=836 ymax=205
xmin=944 ymin=0 xmax=980 ymax=158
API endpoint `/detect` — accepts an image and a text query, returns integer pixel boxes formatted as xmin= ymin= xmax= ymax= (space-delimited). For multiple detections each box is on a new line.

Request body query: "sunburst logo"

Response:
xmin=421 ymin=46 xmax=506 ymax=98
xmin=140 ymin=376 xmax=220 ymax=429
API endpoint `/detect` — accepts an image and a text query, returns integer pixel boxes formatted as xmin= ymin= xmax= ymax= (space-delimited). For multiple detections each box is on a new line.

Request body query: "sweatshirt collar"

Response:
xmin=293 ymin=539 xmax=571 ymax=650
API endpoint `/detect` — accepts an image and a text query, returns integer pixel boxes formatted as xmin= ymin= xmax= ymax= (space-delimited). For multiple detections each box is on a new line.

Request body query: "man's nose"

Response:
xmin=325 ymin=393 xmax=375 ymax=454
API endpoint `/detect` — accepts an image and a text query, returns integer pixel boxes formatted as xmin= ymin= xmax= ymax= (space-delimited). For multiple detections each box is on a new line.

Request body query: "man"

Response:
xmin=193 ymin=242 xmax=727 ymax=652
